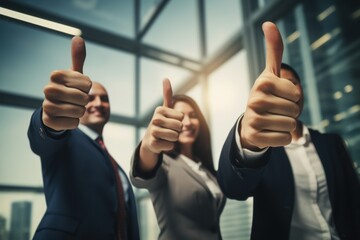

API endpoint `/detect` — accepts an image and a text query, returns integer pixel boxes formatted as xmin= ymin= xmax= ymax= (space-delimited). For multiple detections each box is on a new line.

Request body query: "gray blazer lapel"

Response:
xmin=177 ymin=156 xmax=213 ymax=197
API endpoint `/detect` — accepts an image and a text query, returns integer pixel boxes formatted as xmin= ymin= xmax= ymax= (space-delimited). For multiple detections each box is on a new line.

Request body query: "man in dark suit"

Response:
xmin=217 ymin=22 xmax=360 ymax=240
xmin=28 ymin=36 xmax=140 ymax=240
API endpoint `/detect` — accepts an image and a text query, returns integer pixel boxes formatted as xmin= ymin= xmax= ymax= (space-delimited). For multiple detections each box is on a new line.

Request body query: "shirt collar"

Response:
xmin=180 ymin=154 xmax=201 ymax=170
xmin=288 ymin=124 xmax=311 ymax=147
xmin=78 ymin=124 xmax=100 ymax=141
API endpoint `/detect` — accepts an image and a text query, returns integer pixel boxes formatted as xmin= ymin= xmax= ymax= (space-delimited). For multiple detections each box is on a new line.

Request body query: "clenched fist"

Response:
xmin=240 ymin=22 xmax=301 ymax=150
xmin=42 ymin=36 xmax=92 ymax=131
xmin=139 ymin=79 xmax=184 ymax=171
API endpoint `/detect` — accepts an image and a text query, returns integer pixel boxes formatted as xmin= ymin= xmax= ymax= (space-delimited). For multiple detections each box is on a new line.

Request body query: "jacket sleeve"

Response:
xmin=27 ymin=108 xmax=70 ymax=158
xmin=216 ymin=122 xmax=271 ymax=200
xmin=129 ymin=142 xmax=167 ymax=192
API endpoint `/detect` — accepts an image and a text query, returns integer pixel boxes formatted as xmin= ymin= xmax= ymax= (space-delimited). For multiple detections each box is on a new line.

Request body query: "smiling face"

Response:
xmin=173 ymin=101 xmax=200 ymax=147
xmin=80 ymin=82 xmax=110 ymax=134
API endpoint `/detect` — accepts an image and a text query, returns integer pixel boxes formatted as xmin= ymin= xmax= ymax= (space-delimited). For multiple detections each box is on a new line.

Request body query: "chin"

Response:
xmin=179 ymin=137 xmax=196 ymax=145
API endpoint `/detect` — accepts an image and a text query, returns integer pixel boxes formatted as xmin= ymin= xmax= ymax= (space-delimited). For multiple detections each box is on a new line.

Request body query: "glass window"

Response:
xmin=0 ymin=191 xmax=46 ymax=240
xmin=139 ymin=57 xmax=191 ymax=115
xmin=0 ymin=19 xmax=72 ymax=99
xmin=11 ymin=0 xmax=134 ymax=38
xmin=208 ymin=51 xmax=250 ymax=167
xmin=205 ymin=0 xmax=243 ymax=57
xmin=0 ymin=106 xmax=43 ymax=187
xmin=208 ymin=51 xmax=252 ymax=239
xmin=142 ymin=0 xmax=200 ymax=60
xmin=85 ymin=42 xmax=135 ymax=117
xmin=220 ymin=199 xmax=253 ymax=240
xmin=277 ymin=0 xmax=360 ymax=172
xmin=257 ymin=0 xmax=275 ymax=9
xmin=185 ymin=82 xmax=205 ymax=115
xmin=103 ymin=123 xmax=136 ymax=176
xmin=137 ymin=194 xmax=159 ymax=240
xmin=0 ymin=19 xmax=135 ymax=116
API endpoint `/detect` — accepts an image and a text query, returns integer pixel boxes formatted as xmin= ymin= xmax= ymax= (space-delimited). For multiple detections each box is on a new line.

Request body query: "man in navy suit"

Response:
xmin=28 ymin=36 xmax=140 ymax=240
xmin=217 ymin=22 xmax=360 ymax=240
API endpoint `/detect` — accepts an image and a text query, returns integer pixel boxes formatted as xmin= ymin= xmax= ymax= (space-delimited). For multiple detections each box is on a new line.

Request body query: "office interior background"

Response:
xmin=0 ymin=0 xmax=359 ymax=239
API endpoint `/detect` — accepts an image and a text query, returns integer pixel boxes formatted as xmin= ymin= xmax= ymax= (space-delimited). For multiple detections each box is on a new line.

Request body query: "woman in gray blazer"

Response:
xmin=130 ymin=80 xmax=226 ymax=240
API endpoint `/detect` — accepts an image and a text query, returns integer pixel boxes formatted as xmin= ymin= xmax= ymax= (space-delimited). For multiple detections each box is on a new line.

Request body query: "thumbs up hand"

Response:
xmin=139 ymin=79 xmax=184 ymax=171
xmin=42 ymin=36 xmax=92 ymax=131
xmin=240 ymin=22 xmax=301 ymax=150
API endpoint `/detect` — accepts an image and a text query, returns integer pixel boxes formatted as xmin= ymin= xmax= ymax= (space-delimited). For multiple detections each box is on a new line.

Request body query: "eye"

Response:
xmin=189 ymin=112 xmax=198 ymax=119
xmin=100 ymin=95 xmax=109 ymax=102
xmin=89 ymin=95 xmax=95 ymax=101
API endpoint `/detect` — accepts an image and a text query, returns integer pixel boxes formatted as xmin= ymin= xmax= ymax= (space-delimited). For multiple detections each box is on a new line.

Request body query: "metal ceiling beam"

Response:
xmin=0 ymin=91 xmax=43 ymax=110
xmin=0 ymin=1 xmax=200 ymax=72
xmin=0 ymin=185 xmax=44 ymax=193
xmin=137 ymin=0 xmax=169 ymax=40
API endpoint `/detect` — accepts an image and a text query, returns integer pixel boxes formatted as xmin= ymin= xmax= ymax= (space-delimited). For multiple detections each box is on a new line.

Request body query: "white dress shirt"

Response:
xmin=79 ymin=124 xmax=129 ymax=202
xmin=235 ymin=119 xmax=340 ymax=240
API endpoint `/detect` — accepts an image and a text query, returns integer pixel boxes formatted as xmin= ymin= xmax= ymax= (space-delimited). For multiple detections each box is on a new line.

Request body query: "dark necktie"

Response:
xmin=96 ymin=137 xmax=127 ymax=240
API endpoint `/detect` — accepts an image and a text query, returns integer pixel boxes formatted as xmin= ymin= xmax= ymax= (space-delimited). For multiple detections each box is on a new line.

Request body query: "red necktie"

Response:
xmin=96 ymin=137 xmax=126 ymax=240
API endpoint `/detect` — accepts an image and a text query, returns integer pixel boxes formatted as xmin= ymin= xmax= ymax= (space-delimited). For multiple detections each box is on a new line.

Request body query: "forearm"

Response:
xmin=28 ymin=108 xmax=69 ymax=157
xmin=139 ymin=142 xmax=161 ymax=172
xmin=217 ymin=122 xmax=269 ymax=200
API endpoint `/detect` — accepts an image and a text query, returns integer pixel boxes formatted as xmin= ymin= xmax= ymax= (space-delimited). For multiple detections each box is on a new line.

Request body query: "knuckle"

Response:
xmin=50 ymin=70 xmax=63 ymax=83
xmin=152 ymin=117 xmax=163 ymax=126
xmin=42 ymin=100 xmax=56 ymax=116
xmin=293 ymin=104 xmax=300 ymax=118
xmin=247 ymin=115 xmax=262 ymax=129
xmin=152 ymin=128 xmax=161 ymax=137
xmin=149 ymin=139 xmax=160 ymax=151
xmin=79 ymin=106 xmax=86 ymax=116
xmin=290 ymin=118 xmax=297 ymax=131
xmin=248 ymin=96 xmax=267 ymax=112
xmin=84 ymin=77 xmax=92 ymax=92
xmin=294 ymin=89 xmax=301 ymax=102
xmin=69 ymin=118 xmax=80 ymax=129
xmin=155 ymin=106 xmax=164 ymax=114
xmin=284 ymin=133 xmax=292 ymax=144
xmin=79 ymin=93 xmax=90 ymax=106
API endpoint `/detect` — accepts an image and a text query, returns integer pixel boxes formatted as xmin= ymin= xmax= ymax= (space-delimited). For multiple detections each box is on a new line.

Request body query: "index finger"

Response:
xmin=71 ymin=36 xmax=86 ymax=73
xmin=263 ymin=21 xmax=283 ymax=76
xmin=162 ymin=78 xmax=173 ymax=108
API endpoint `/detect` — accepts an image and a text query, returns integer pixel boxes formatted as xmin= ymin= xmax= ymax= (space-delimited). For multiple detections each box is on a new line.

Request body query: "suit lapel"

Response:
xmin=269 ymin=147 xmax=295 ymax=209
xmin=177 ymin=156 xmax=213 ymax=197
xmin=309 ymin=130 xmax=335 ymax=206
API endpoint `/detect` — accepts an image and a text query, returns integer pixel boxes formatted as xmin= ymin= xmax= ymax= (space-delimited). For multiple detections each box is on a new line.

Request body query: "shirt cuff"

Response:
xmin=235 ymin=116 xmax=268 ymax=162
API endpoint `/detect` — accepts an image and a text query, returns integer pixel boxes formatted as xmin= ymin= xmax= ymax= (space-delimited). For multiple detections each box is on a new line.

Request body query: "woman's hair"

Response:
xmin=170 ymin=94 xmax=216 ymax=175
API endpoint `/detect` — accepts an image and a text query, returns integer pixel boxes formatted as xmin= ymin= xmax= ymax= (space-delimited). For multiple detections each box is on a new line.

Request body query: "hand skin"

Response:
xmin=138 ymin=79 xmax=184 ymax=172
xmin=42 ymin=36 xmax=92 ymax=131
xmin=240 ymin=22 xmax=301 ymax=151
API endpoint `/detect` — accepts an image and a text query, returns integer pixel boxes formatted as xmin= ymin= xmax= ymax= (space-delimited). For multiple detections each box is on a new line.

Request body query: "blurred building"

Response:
xmin=9 ymin=201 xmax=31 ymax=240
xmin=0 ymin=215 xmax=7 ymax=240
xmin=1 ymin=0 xmax=359 ymax=239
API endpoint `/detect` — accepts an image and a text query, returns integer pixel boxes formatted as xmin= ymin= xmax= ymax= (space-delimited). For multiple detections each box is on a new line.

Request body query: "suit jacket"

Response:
xmin=217 ymin=123 xmax=360 ymax=240
xmin=130 ymin=145 xmax=226 ymax=240
xmin=28 ymin=108 xmax=140 ymax=240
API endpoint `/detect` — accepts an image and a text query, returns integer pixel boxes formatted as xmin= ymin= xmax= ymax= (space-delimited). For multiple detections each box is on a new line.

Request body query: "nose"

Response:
xmin=182 ymin=115 xmax=191 ymax=126
xmin=93 ymin=96 xmax=102 ymax=106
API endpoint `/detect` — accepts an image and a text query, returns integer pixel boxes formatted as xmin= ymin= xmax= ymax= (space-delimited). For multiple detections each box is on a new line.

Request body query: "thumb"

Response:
xmin=263 ymin=21 xmax=283 ymax=76
xmin=71 ymin=36 xmax=86 ymax=73
xmin=162 ymin=78 xmax=173 ymax=108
